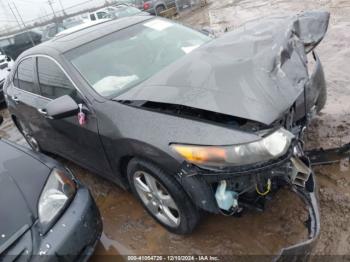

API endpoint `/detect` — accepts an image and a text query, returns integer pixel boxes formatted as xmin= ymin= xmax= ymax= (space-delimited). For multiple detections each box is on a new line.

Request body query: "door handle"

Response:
xmin=37 ymin=108 xmax=48 ymax=116
xmin=12 ymin=96 xmax=19 ymax=103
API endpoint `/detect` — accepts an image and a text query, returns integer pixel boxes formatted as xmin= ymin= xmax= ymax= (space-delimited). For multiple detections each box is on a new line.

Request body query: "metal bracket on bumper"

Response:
xmin=275 ymin=173 xmax=320 ymax=261
xmin=275 ymin=143 xmax=350 ymax=260
xmin=306 ymin=143 xmax=350 ymax=166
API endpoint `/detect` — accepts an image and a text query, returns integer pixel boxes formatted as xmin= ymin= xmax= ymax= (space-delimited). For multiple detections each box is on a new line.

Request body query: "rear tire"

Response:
xmin=127 ymin=158 xmax=200 ymax=234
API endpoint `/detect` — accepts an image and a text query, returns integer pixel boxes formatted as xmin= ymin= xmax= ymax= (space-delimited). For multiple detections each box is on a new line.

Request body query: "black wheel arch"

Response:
xmin=11 ymin=114 xmax=19 ymax=130
xmin=155 ymin=3 xmax=166 ymax=13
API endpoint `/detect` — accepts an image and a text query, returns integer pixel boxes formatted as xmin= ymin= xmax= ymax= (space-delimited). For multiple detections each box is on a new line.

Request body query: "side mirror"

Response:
xmin=0 ymin=115 xmax=3 ymax=126
xmin=45 ymin=95 xmax=79 ymax=119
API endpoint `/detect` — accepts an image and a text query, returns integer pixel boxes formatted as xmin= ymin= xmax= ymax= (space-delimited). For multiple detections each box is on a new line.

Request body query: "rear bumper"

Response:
xmin=36 ymin=186 xmax=102 ymax=261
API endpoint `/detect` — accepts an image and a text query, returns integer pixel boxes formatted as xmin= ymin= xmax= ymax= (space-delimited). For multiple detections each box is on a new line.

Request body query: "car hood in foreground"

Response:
xmin=0 ymin=140 xmax=50 ymax=250
xmin=117 ymin=11 xmax=330 ymax=125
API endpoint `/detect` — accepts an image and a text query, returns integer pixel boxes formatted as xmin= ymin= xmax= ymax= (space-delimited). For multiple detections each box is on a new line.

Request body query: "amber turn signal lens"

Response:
xmin=170 ymin=144 xmax=227 ymax=165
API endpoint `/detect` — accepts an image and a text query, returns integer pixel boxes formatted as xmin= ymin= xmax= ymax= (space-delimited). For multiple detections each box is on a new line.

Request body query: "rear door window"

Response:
xmin=15 ymin=58 xmax=37 ymax=94
xmin=37 ymin=57 xmax=78 ymax=100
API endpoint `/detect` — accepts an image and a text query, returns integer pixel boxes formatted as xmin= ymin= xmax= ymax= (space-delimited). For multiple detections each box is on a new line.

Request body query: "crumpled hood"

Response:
xmin=117 ymin=11 xmax=330 ymax=125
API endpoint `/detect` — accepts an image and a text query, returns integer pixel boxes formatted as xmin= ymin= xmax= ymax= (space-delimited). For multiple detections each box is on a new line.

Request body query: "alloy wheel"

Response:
xmin=133 ymin=171 xmax=180 ymax=228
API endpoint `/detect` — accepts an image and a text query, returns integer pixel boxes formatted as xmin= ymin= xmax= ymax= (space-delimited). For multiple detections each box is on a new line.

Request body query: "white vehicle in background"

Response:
xmin=0 ymin=52 xmax=14 ymax=103
xmin=85 ymin=8 xmax=113 ymax=22
xmin=80 ymin=5 xmax=145 ymax=22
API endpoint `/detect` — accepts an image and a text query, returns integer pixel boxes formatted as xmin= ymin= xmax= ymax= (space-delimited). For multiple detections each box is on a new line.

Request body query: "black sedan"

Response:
xmin=4 ymin=11 xmax=328 ymax=243
xmin=0 ymin=115 xmax=102 ymax=261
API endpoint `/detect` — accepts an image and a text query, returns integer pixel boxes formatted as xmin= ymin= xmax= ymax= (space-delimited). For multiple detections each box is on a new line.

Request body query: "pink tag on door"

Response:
xmin=78 ymin=104 xmax=86 ymax=126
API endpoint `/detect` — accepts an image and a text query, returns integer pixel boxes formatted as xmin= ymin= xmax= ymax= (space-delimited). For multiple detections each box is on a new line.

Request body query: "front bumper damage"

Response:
xmin=275 ymin=173 xmax=320 ymax=260
xmin=178 ymin=144 xmax=320 ymax=260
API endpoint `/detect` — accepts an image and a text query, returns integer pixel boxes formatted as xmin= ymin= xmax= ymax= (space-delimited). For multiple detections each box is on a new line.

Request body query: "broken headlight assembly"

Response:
xmin=170 ymin=128 xmax=294 ymax=168
xmin=38 ymin=168 xmax=76 ymax=234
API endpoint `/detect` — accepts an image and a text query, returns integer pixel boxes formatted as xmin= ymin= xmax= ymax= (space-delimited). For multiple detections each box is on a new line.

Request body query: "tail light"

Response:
xmin=143 ymin=2 xmax=150 ymax=10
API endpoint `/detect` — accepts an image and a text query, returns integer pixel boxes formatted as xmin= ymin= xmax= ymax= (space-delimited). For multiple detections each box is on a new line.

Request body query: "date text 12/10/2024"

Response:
xmin=127 ymin=256 xmax=220 ymax=261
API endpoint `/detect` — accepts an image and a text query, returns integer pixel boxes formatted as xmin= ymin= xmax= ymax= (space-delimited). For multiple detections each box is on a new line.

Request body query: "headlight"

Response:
xmin=170 ymin=128 xmax=294 ymax=168
xmin=38 ymin=168 xmax=76 ymax=233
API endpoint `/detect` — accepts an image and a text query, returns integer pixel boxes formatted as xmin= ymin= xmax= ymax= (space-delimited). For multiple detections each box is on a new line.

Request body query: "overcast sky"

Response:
xmin=0 ymin=0 xmax=104 ymax=30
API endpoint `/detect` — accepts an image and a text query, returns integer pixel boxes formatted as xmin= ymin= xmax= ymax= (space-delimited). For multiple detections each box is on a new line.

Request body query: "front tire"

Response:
xmin=127 ymin=158 xmax=200 ymax=234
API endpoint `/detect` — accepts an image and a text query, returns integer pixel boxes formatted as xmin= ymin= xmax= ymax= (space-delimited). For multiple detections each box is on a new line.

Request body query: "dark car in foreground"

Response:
xmin=4 ymin=11 xmax=329 ymax=256
xmin=0 ymin=116 xmax=102 ymax=261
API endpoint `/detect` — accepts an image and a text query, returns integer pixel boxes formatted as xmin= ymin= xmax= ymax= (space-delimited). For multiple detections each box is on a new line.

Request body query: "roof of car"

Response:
xmin=20 ymin=15 xmax=153 ymax=57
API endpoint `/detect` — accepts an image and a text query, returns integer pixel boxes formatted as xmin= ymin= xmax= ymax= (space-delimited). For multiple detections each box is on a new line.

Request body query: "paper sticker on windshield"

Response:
xmin=144 ymin=19 xmax=173 ymax=31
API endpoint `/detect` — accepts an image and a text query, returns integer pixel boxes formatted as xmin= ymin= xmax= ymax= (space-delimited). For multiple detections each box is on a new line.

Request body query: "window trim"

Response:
xmin=37 ymin=56 xmax=78 ymax=101
xmin=13 ymin=54 xmax=88 ymax=103
xmin=13 ymin=57 xmax=40 ymax=96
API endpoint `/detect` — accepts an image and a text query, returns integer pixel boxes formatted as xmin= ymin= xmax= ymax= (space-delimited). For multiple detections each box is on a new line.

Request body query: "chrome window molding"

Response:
xmin=13 ymin=85 xmax=52 ymax=101
xmin=12 ymin=54 xmax=88 ymax=103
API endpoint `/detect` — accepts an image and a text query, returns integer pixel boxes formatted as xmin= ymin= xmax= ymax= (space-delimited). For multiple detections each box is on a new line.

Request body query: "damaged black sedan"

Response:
xmin=4 ymin=10 xmax=329 ymax=248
